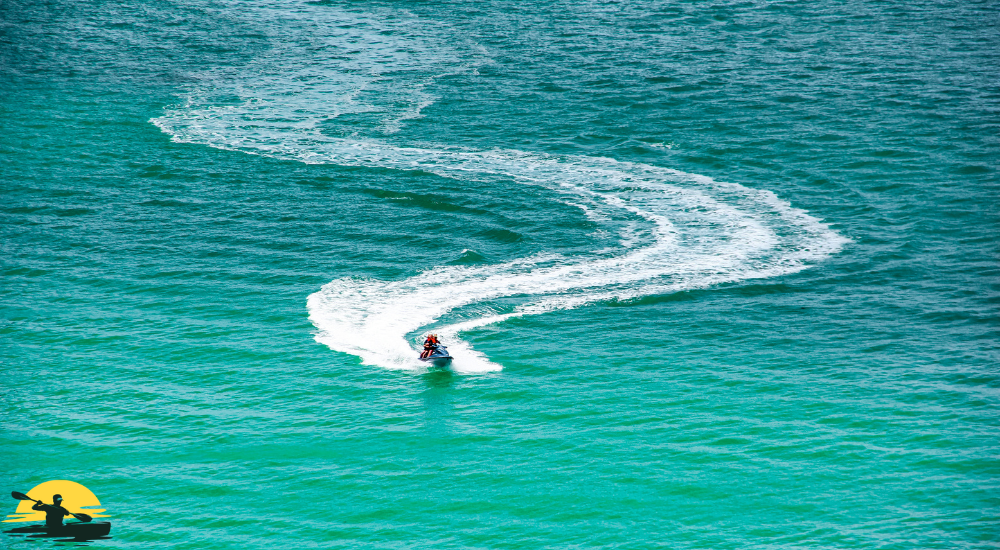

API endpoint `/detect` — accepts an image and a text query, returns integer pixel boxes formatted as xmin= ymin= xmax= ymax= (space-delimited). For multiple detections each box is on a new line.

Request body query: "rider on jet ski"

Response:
xmin=420 ymin=334 xmax=440 ymax=359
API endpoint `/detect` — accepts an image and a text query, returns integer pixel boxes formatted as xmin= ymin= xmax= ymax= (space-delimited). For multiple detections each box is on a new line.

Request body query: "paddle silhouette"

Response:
xmin=11 ymin=492 xmax=92 ymax=523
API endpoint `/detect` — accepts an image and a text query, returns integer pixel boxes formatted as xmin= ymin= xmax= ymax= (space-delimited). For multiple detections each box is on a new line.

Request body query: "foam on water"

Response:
xmin=151 ymin=1 xmax=848 ymax=373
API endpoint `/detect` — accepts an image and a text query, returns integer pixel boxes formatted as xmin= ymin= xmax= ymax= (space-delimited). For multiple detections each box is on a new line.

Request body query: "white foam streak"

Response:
xmin=151 ymin=2 xmax=849 ymax=373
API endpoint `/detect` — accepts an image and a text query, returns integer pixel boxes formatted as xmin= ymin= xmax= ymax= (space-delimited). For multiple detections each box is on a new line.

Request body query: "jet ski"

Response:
xmin=419 ymin=343 xmax=453 ymax=366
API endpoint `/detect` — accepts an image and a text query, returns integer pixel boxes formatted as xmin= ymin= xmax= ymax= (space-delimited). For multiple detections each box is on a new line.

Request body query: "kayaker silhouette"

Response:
xmin=6 ymin=485 xmax=111 ymax=542
xmin=32 ymin=494 xmax=70 ymax=529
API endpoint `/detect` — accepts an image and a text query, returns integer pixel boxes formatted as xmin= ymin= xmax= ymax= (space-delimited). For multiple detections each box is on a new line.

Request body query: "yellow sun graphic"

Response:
xmin=4 ymin=480 xmax=109 ymax=523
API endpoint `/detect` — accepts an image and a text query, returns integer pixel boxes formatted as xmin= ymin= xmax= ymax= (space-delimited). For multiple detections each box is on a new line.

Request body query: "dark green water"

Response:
xmin=2 ymin=0 xmax=998 ymax=548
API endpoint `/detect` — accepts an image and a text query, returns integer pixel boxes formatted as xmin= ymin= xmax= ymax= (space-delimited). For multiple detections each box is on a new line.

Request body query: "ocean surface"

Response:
xmin=2 ymin=0 xmax=998 ymax=548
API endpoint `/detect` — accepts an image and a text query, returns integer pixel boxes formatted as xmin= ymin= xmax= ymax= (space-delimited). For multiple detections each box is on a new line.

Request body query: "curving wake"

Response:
xmin=151 ymin=1 xmax=848 ymax=373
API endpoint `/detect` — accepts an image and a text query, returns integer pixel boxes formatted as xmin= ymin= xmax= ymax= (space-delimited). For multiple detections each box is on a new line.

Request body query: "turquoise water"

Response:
xmin=2 ymin=0 xmax=998 ymax=548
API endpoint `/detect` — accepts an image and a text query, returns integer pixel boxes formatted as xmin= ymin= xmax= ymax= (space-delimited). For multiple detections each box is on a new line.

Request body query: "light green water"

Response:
xmin=2 ymin=0 xmax=998 ymax=548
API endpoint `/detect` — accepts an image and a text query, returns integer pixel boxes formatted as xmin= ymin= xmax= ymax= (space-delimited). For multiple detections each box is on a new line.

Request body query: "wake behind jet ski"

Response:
xmin=418 ymin=334 xmax=452 ymax=365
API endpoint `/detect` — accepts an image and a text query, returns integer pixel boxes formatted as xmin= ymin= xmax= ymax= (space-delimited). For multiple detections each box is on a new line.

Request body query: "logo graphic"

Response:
xmin=3 ymin=480 xmax=111 ymax=542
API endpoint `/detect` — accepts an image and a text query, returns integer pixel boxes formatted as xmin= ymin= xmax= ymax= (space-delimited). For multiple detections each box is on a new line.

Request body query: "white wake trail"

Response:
xmin=151 ymin=1 xmax=848 ymax=372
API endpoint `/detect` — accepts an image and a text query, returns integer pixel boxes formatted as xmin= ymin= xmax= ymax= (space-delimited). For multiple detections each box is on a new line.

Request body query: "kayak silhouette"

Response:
xmin=4 ymin=491 xmax=111 ymax=542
